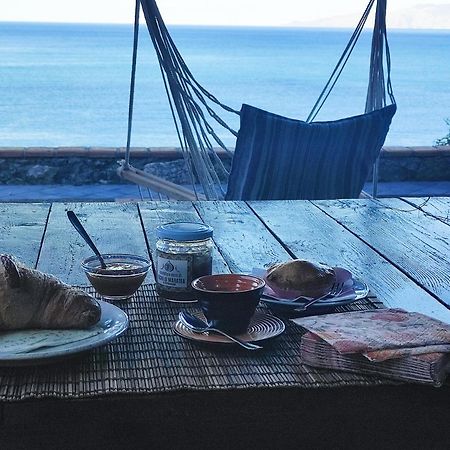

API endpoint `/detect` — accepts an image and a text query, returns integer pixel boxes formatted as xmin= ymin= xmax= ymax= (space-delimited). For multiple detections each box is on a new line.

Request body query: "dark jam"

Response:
xmin=87 ymin=262 xmax=147 ymax=299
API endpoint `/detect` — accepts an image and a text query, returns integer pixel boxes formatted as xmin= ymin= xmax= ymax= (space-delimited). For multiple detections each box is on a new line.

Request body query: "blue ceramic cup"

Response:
xmin=192 ymin=274 xmax=265 ymax=334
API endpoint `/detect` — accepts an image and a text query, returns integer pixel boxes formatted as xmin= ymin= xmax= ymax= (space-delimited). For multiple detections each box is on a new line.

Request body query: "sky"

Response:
xmin=1 ymin=0 xmax=450 ymax=28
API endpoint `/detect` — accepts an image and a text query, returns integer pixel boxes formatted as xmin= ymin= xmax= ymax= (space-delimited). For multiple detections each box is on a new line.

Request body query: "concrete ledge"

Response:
xmin=382 ymin=146 xmax=450 ymax=157
xmin=0 ymin=146 xmax=231 ymax=159
xmin=0 ymin=145 xmax=448 ymax=158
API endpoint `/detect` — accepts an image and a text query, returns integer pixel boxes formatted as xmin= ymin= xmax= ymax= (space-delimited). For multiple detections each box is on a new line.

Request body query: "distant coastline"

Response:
xmin=288 ymin=4 xmax=450 ymax=30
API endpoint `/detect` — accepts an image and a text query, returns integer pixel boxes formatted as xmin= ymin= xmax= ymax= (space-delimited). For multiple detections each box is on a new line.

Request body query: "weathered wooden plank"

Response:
xmin=249 ymin=200 xmax=450 ymax=323
xmin=313 ymin=198 xmax=450 ymax=309
xmin=37 ymin=202 xmax=150 ymax=285
xmin=194 ymin=201 xmax=292 ymax=273
xmin=401 ymin=197 xmax=450 ymax=225
xmin=0 ymin=203 xmax=50 ymax=267
xmin=138 ymin=201 xmax=229 ymax=274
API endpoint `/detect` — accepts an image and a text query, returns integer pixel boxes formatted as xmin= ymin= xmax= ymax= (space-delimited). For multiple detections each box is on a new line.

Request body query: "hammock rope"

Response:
xmin=124 ymin=0 xmax=141 ymax=170
xmin=364 ymin=0 xmax=395 ymax=196
xmin=119 ymin=0 xmax=394 ymax=200
xmin=307 ymin=0 xmax=376 ymax=122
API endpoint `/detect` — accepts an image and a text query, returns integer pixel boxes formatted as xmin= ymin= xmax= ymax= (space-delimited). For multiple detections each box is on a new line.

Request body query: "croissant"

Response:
xmin=265 ymin=259 xmax=336 ymax=298
xmin=0 ymin=254 xmax=101 ymax=330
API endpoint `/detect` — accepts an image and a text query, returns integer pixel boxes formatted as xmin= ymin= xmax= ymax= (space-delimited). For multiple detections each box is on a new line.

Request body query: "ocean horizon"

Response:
xmin=1 ymin=21 xmax=449 ymax=148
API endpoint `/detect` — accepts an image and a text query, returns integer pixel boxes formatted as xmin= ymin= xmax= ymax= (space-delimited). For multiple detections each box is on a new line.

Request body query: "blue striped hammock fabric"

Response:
xmin=226 ymin=103 xmax=396 ymax=200
xmin=120 ymin=0 xmax=396 ymax=201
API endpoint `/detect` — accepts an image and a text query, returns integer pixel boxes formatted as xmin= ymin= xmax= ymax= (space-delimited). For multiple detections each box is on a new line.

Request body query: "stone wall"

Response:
xmin=375 ymin=146 xmax=450 ymax=182
xmin=0 ymin=146 xmax=448 ymax=185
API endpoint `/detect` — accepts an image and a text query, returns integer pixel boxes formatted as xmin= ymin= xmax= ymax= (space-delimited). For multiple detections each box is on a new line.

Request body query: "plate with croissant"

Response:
xmin=254 ymin=260 xmax=369 ymax=313
xmin=0 ymin=254 xmax=128 ymax=366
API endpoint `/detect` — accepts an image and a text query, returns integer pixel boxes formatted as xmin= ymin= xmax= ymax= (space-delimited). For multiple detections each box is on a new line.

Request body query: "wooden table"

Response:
xmin=1 ymin=198 xmax=450 ymax=449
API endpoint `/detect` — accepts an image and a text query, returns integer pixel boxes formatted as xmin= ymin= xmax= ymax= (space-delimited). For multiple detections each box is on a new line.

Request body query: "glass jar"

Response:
xmin=155 ymin=222 xmax=213 ymax=302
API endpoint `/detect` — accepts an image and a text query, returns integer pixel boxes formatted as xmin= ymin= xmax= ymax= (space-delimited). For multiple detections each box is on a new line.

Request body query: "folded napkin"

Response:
xmin=293 ymin=308 xmax=450 ymax=361
xmin=293 ymin=309 xmax=450 ymax=386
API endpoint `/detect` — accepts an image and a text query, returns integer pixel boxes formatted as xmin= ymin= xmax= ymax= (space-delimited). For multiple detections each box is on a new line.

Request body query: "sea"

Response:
xmin=1 ymin=21 xmax=450 ymax=148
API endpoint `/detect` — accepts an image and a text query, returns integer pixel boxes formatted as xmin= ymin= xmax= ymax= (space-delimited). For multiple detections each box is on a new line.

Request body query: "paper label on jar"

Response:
xmin=157 ymin=256 xmax=189 ymax=288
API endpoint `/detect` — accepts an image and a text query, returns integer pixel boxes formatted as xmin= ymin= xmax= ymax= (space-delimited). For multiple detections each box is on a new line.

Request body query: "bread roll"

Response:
xmin=265 ymin=259 xmax=335 ymax=298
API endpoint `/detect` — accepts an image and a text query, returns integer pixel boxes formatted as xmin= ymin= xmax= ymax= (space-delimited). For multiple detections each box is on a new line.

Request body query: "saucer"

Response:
xmin=174 ymin=311 xmax=285 ymax=345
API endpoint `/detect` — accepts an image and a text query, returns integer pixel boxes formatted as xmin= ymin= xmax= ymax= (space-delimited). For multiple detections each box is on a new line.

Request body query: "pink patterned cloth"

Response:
xmin=292 ymin=309 xmax=450 ymax=362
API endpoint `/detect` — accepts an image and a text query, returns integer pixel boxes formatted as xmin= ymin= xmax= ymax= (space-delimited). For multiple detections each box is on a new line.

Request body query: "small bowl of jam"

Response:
xmin=82 ymin=254 xmax=151 ymax=301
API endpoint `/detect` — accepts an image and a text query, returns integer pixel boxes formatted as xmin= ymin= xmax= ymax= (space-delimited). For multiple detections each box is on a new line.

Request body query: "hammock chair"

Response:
xmin=118 ymin=0 xmax=396 ymax=201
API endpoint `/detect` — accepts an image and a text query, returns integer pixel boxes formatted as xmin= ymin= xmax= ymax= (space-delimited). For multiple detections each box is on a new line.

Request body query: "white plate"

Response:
xmin=0 ymin=301 xmax=128 ymax=366
xmin=174 ymin=311 xmax=285 ymax=345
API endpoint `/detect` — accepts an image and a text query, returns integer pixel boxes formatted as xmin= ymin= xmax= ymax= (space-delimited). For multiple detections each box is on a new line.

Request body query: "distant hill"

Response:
xmin=288 ymin=4 xmax=450 ymax=30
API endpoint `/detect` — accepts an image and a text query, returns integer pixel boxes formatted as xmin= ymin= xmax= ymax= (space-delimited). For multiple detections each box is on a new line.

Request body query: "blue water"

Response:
xmin=1 ymin=22 xmax=449 ymax=147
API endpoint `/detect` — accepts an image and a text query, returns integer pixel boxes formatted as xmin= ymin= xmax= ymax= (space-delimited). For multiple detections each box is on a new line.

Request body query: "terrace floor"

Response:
xmin=0 ymin=180 xmax=449 ymax=202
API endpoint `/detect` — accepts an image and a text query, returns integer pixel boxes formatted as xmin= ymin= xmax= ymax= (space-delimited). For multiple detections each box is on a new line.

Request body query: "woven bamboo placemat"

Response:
xmin=0 ymin=284 xmax=390 ymax=401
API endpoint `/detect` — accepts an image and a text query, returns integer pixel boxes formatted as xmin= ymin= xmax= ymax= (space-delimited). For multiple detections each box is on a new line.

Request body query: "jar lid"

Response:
xmin=156 ymin=222 xmax=213 ymax=241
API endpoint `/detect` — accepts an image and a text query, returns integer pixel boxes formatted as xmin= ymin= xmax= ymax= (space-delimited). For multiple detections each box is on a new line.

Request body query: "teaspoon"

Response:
xmin=66 ymin=210 xmax=107 ymax=269
xmin=179 ymin=311 xmax=262 ymax=350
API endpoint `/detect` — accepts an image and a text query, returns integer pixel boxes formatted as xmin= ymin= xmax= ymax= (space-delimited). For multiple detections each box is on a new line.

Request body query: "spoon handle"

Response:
xmin=66 ymin=210 xmax=107 ymax=269
xmin=206 ymin=326 xmax=262 ymax=350
xmin=179 ymin=311 xmax=262 ymax=350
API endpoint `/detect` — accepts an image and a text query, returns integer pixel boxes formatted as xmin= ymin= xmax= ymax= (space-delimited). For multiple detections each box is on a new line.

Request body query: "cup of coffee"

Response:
xmin=191 ymin=274 xmax=265 ymax=334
